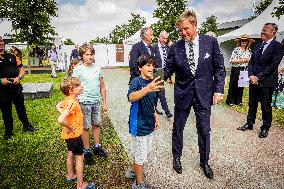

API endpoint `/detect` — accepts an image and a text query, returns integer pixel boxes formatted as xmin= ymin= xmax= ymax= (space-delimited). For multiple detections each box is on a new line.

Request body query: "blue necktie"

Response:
xmin=188 ymin=42 xmax=195 ymax=75
xmin=146 ymin=45 xmax=152 ymax=56
xmin=161 ymin=45 xmax=167 ymax=68
xmin=259 ymin=42 xmax=267 ymax=55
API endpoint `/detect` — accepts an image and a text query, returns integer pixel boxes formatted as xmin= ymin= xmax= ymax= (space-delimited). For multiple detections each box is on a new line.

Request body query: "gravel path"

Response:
xmin=103 ymin=68 xmax=284 ymax=189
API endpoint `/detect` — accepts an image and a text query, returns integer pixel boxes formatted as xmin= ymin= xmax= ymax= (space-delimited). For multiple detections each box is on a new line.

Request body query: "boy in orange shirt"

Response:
xmin=57 ymin=77 xmax=95 ymax=189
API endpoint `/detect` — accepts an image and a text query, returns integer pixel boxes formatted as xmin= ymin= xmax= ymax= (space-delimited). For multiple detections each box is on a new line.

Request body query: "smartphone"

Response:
xmin=153 ymin=68 xmax=164 ymax=86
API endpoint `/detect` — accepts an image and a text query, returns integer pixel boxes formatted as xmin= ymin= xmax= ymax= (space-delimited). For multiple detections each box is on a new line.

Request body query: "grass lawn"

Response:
xmin=220 ymin=77 xmax=284 ymax=128
xmin=0 ymin=73 xmax=131 ymax=188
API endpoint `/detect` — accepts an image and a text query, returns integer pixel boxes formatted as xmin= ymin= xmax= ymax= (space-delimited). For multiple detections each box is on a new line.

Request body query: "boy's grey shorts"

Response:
xmin=80 ymin=101 xmax=101 ymax=129
xmin=131 ymin=133 xmax=153 ymax=165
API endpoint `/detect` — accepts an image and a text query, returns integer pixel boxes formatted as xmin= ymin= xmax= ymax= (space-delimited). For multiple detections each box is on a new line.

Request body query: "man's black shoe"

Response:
xmin=23 ymin=126 xmax=36 ymax=132
xmin=3 ymin=134 xmax=12 ymax=140
xmin=237 ymin=123 xmax=253 ymax=131
xmin=93 ymin=145 xmax=108 ymax=158
xmin=259 ymin=129 xmax=269 ymax=138
xmin=200 ymin=164 xmax=214 ymax=179
xmin=173 ymin=157 xmax=182 ymax=174
xmin=166 ymin=113 xmax=173 ymax=119
xmin=156 ymin=109 xmax=163 ymax=115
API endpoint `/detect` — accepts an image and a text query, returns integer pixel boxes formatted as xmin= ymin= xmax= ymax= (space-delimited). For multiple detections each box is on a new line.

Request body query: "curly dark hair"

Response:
xmin=135 ymin=55 xmax=157 ymax=68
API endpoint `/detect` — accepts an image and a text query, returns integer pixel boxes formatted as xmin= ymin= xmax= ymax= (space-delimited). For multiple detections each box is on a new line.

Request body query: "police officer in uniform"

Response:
xmin=0 ymin=37 xmax=36 ymax=140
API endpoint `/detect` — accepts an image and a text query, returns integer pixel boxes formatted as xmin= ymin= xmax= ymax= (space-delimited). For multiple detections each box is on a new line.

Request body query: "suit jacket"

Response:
xmin=248 ymin=39 xmax=284 ymax=88
xmin=129 ymin=41 xmax=155 ymax=68
xmin=153 ymin=43 xmax=169 ymax=68
xmin=164 ymin=35 xmax=225 ymax=109
xmin=70 ymin=49 xmax=80 ymax=61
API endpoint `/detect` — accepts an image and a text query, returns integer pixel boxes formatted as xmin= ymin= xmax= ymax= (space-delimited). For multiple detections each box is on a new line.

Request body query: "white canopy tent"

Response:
xmin=217 ymin=0 xmax=284 ymax=68
xmin=218 ymin=0 xmax=284 ymax=43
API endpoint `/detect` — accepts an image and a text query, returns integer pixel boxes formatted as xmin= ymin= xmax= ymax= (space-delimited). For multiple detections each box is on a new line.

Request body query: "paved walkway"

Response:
xmin=104 ymin=68 xmax=284 ymax=189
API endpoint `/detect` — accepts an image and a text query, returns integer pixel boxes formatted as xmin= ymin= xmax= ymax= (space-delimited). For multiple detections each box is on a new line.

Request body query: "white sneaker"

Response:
xmin=132 ymin=181 xmax=148 ymax=189
xmin=125 ymin=167 xmax=136 ymax=179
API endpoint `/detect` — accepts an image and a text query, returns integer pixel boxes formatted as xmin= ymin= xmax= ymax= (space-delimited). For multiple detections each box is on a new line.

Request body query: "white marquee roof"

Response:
xmin=218 ymin=0 xmax=284 ymax=43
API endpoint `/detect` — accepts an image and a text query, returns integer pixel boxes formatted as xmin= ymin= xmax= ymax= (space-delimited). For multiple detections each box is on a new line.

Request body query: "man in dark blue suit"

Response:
xmin=164 ymin=10 xmax=225 ymax=179
xmin=70 ymin=45 xmax=80 ymax=61
xmin=129 ymin=27 xmax=155 ymax=84
xmin=238 ymin=23 xmax=284 ymax=138
xmin=153 ymin=31 xmax=173 ymax=118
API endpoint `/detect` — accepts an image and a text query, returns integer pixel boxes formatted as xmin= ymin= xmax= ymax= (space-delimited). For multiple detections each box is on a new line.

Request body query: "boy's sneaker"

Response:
xmin=93 ymin=145 xmax=108 ymax=158
xmin=125 ymin=167 xmax=136 ymax=179
xmin=132 ymin=181 xmax=148 ymax=189
xmin=84 ymin=152 xmax=95 ymax=165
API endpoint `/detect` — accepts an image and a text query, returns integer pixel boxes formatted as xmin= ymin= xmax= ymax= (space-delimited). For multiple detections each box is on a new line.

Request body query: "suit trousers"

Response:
xmin=247 ymin=84 xmax=274 ymax=130
xmin=226 ymin=67 xmax=245 ymax=105
xmin=158 ymin=89 xmax=170 ymax=115
xmin=0 ymin=87 xmax=30 ymax=136
xmin=172 ymin=93 xmax=211 ymax=165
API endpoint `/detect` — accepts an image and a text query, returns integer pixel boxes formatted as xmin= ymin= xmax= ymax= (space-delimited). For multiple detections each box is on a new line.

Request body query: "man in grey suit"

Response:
xmin=164 ymin=10 xmax=225 ymax=179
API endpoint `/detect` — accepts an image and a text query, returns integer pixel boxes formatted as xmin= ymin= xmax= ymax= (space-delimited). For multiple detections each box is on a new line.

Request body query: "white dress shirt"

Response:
xmin=185 ymin=34 xmax=199 ymax=69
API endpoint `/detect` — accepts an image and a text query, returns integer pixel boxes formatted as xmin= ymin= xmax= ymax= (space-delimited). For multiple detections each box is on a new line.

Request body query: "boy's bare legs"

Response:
xmin=82 ymin=128 xmax=95 ymax=165
xmin=92 ymin=125 xmax=108 ymax=157
xmin=76 ymin=154 xmax=96 ymax=189
xmin=82 ymin=128 xmax=90 ymax=149
xmin=134 ymin=163 xmax=144 ymax=184
xmin=75 ymin=154 xmax=84 ymax=188
xmin=92 ymin=125 xmax=100 ymax=145
xmin=67 ymin=151 xmax=76 ymax=179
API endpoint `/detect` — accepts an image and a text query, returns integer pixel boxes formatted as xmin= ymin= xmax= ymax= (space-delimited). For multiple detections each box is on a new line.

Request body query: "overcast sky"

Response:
xmin=52 ymin=0 xmax=262 ymax=44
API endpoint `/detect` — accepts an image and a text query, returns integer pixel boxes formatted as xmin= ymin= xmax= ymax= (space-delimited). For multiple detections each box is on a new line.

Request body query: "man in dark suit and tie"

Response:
xmin=70 ymin=44 xmax=80 ymax=61
xmin=129 ymin=27 xmax=155 ymax=84
xmin=164 ymin=10 xmax=225 ymax=179
xmin=238 ymin=23 xmax=284 ymax=138
xmin=153 ymin=31 xmax=173 ymax=118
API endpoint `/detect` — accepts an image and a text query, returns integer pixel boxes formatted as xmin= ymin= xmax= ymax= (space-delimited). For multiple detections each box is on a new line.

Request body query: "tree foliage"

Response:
xmin=272 ymin=0 xmax=284 ymax=19
xmin=63 ymin=38 xmax=74 ymax=45
xmin=254 ymin=0 xmax=272 ymax=16
xmin=199 ymin=15 xmax=218 ymax=35
xmin=90 ymin=37 xmax=110 ymax=44
xmin=109 ymin=13 xmax=146 ymax=44
xmin=152 ymin=0 xmax=187 ymax=41
xmin=0 ymin=0 xmax=58 ymax=45
xmin=91 ymin=13 xmax=145 ymax=44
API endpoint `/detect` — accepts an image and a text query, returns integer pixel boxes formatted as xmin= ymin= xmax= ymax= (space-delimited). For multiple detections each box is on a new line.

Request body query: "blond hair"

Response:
xmin=176 ymin=10 xmax=197 ymax=27
xmin=79 ymin=43 xmax=95 ymax=57
xmin=60 ymin=77 xmax=81 ymax=96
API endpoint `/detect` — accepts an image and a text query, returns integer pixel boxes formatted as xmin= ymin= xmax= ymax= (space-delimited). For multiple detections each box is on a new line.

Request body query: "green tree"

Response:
xmin=199 ymin=15 xmax=218 ymax=35
xmin=0 ymin=0 xmax=58 ymax=45
xmin=90 ymin=37 xmax=110 ymax=44
xmin=272 ymin=0 xmax=284 ymax=19
xmin=254 ymin=0 xmax=273 ymax=17
xmin=64 ymin=38 xmax=75 ymax=45
xmin=152 ymin=0 xmax=187 ymax=41
xmin=109 ymin=13 xmax=145 ymax=44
